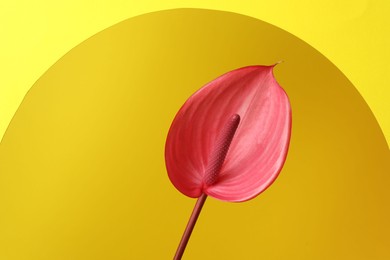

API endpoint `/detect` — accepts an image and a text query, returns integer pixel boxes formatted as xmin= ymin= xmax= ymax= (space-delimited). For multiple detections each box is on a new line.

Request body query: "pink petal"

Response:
xmin=165 ymin=65 xmax=291 ymax=202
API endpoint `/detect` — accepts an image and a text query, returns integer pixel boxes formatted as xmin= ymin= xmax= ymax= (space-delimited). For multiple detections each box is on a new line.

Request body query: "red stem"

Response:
xmin=174 ymin=193 xmax=208 ymax=260
xmin=174 ymin=114 xmax=240 ymax=259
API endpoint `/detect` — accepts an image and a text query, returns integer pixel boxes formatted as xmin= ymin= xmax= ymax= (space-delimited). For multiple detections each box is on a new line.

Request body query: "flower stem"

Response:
xmin=174 ymin=193 xmax=208 ymax=260
xmin=174 ymin=114 xmax=240 ymax=259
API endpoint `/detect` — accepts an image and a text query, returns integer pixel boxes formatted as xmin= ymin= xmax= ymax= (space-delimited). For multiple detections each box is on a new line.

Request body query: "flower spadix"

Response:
xmin=165 ymin=65 xmax=291 ymax=202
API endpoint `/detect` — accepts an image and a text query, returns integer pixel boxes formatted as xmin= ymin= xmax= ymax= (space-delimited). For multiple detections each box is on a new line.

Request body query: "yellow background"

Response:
xmin=0 ymin=0 xmax=389 ymax=147
xmin=0 ymin=8 xmax=389 ymax=259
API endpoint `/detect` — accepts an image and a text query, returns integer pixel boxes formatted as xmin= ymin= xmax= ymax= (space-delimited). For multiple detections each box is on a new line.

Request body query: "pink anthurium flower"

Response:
xmin=166 ymin=65 xmax=292 ymax=259
xmin=166 ymin=65 xmax=291 ymax=201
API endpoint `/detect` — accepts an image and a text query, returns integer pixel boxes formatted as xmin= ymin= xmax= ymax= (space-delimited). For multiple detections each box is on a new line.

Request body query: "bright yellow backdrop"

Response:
xmin=0 ymin=8 xmax=389 ymax=259
xmin=0 ymin=1 xmax=389 ymax=147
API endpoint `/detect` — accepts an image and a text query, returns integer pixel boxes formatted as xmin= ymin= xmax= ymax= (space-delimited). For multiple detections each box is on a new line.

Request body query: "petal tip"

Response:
xmin=274 ymin=60 xmax=284 ymax=66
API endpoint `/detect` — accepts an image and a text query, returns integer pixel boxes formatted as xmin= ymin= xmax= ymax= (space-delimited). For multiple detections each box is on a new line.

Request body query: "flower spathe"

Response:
xmin=165 ymin=65 xmax=292 ymax=202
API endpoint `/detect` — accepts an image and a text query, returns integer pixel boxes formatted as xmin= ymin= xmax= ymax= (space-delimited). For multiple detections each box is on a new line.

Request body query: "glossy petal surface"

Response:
xmin=165 ymin=65 xmax=291 ymax=202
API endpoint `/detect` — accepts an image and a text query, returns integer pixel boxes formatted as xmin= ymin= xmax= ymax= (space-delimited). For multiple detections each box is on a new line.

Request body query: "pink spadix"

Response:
xmin=166 ymin=65 xmax=292 ymax=259
xmin=203 ymin=114 xmax=240 ymax=187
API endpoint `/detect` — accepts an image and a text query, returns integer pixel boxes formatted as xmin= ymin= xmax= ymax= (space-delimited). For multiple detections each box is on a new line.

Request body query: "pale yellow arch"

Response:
xmin=0 ymin=0 xmax=389 ymax=147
